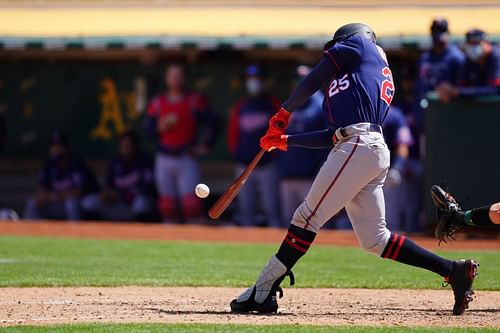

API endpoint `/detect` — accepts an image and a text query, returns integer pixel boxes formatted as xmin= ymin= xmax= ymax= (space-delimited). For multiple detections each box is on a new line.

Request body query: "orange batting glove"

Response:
xmin=260 ymin=134 xmax=288 ymax=152
xmin=265 ymin=107 xmax=292 ymax=137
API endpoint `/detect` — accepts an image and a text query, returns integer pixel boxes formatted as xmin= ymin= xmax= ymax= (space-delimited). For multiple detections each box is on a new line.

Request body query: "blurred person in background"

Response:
xmin=144 ymin=64 xmax=219 ymax=223
xmin=25 ymin=130 xmax=99 ymax=221
xmin=277 ymin=65 xmax=328 ymax=225
xmin=437 ymin=29 xmax=500 ymax=102
xmin=82 ymin=130 xmax=156 ymax=222
xmin=227 ymin=65 xmax=281 ymax=227
xmin=382 ymin=106 xmax=414 ymax=232
xmin=415 ymin=18 xmax=465 ymax=104
xmin=407 ymin=18 xmax=464 ymax=228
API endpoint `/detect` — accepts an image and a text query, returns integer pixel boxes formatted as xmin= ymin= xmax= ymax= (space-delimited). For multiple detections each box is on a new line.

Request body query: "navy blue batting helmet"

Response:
xmin=324 ymin=23 xmax=376 ymax=50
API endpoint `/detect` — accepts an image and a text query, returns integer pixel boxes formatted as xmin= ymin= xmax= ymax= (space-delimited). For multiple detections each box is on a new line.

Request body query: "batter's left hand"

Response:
xmin=260 ymin=134 xmax=288 ymax=152
xmin=265 ymin=107 xmax=291 ymax=137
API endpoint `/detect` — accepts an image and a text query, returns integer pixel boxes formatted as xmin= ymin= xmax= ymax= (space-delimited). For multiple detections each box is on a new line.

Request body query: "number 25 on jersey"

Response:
xmin=328 ymin=74 xmax=350 ymax=97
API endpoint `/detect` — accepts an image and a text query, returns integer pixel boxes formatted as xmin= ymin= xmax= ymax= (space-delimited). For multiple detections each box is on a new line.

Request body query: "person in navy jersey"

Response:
xmin=382 ymin=106 xmax=414 ymax=232
xmin=82 ymin=131 xmax=156 ymax=221
xmin=437 ymin=29 xmax=500 ymax=102
xmin=415 ymin=18 xmax=465 ymax=104
xmin=25 ymin=130 xmax=99 ymax=221
xmin=227 ymin=65 xmax=281 ymax=227
xmin=413 ymin=18 xmax=464 ymax=143
xmin=277 ymin=65 xmax=329 ymax=224
xmin=231 ymin=23 xmax=478 ymax=317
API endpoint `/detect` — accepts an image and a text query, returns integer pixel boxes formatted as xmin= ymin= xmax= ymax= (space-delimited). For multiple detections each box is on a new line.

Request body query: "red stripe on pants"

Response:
xmin=304 ymin=137 xmax=360 ymax=230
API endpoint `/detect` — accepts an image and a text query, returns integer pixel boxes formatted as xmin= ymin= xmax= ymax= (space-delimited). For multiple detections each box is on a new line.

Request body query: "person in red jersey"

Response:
xmin=144 ymin=64 xmax=219 ymax=222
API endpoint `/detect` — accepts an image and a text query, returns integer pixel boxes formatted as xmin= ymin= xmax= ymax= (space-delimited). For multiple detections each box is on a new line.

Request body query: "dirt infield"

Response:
xmin=1 ymin=287 xmax=499 ymax=327
xmin=1 ymin=220 xmax=499 ymax=250
xmin=1 ymin=221 xmax=499 ymax=328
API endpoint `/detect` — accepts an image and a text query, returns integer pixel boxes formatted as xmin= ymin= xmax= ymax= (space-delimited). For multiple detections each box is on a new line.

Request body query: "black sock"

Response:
xmin=381 ymin=233 xmax=454 ymax=277
xmin=468 ymin=206 xmax=495 ymax=226
xmin=276 ymin=224 xmax=316 ymax=270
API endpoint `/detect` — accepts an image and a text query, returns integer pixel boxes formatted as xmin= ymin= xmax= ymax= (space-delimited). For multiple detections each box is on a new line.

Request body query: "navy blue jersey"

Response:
xmin=459 ymin=45 xmax=500 ymax=87
xmin=39 ymin=157 xmax=99 ymax=194
xmin=382 ymin=106 xmax=413 ymax=156
xmin=228 ymin=94 xmax=280 ymax=165
xmin=278 ymin=92 xmax=329 ymax=179
xmin=322 ymin=35 xmax=395 ymax=129
xmin=106 ymin=153 xmax=155 ymax=201
xmin=416 ymin=44 xmax=464 ymax=97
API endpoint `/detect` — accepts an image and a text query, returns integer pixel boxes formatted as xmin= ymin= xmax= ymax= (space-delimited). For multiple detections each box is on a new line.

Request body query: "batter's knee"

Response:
xmin=291 ymin=201 xmax=321 ymax=233
xmin=357 ymin=227 xmax=391 ymax=256
xmin=490 ymin=202 xmax=500 ymax=224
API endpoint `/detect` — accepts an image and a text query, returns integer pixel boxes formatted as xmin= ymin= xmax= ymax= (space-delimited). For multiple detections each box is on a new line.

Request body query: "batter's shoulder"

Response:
xmin=324 ymin=35 xmax=364 ymax=70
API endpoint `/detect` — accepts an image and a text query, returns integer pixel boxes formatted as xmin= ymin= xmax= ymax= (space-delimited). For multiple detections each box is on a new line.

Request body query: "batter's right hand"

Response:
xmin=265 ymin=107 xmax=291 ymax=137
xmin=260 ymin=134 xmax=288 ymax=152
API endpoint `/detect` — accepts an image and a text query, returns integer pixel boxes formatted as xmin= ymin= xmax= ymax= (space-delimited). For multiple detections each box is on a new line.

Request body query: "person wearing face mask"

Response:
xmin=437 ymin=29 xmax=500 ymax=102
xmin=24 ymin=130 xmax=100 ymax=221
xmin=416 ymin=18 xmax=465 ymax=99
xmin=227 ymin=65 xmax=282 ymax=227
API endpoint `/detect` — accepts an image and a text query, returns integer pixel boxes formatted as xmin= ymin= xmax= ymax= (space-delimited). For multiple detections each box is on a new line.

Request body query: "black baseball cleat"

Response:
xmin=230 ymin=286 xmax=283 ymax=314
xmin=444 ymin=259 xmax=479 ymax=315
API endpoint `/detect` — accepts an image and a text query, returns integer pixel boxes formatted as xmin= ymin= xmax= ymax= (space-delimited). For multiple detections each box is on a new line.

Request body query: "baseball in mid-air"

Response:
xmin=195 ymin=183 xmax=210 ymax=198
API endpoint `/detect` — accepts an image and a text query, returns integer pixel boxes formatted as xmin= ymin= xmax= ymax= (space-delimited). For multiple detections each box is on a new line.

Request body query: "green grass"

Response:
xmin=1 ymin=324 xmax=498 ymax=333
xmin=0 ymin=236 xmax=498 ymax=289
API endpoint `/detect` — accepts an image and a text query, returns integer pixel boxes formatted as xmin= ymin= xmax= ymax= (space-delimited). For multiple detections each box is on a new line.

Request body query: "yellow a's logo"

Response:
xmin=91 ymin=78 xmax=126 ymax=140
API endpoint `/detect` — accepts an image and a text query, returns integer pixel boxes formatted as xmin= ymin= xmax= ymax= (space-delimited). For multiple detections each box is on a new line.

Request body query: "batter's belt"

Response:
xmin=333 ymin=122 xmax=383 ymax=144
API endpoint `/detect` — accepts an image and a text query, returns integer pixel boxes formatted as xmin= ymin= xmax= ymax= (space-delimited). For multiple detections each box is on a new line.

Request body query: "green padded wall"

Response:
xmin=424 ymin=96 xmax=500 ymax=224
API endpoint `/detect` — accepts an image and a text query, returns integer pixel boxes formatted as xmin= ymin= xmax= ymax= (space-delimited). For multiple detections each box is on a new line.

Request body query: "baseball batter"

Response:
xmin=230 ymin=23 xmax=478 ymax=316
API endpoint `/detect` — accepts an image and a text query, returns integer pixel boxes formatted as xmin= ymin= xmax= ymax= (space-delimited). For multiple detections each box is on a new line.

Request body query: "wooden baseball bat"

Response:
xmin=208 ymin=149 xmax=266 ymax=220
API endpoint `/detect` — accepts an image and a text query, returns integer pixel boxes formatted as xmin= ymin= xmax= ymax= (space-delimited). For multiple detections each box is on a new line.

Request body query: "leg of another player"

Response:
xmin=177 ymin=155 xmax=202 ymax=221
xmin=24 ymin=198 xmax=42 ymax=219
xmin=257 ymin=163 xmax=282 ymax=228
xmin=155 ymin=154 xmax=177 ymax=222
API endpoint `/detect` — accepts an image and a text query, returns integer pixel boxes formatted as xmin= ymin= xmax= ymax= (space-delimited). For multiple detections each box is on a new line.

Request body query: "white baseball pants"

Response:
xmin=292 ymin=126 xmax=391 ymax=255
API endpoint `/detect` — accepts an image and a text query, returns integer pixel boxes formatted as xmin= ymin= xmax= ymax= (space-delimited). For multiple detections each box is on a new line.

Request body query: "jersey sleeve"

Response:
xmin=323 ymin=35 xmax=363 ymax=71
xmin=147 ymin=96 xmax=161 ymax=116
xmin=190 ymin=93 xmax=210 ymax=112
